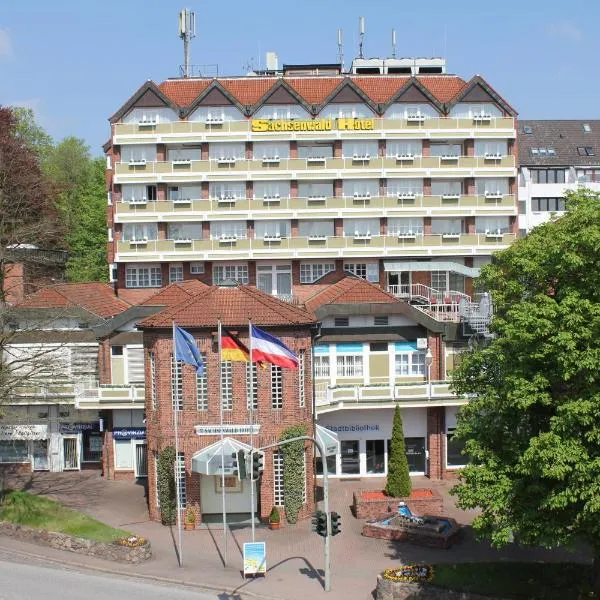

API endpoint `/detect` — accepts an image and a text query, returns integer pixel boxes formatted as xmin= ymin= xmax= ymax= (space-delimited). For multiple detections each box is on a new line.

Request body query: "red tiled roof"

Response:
xmin=141 ymin=280 xmax=209 ymax=307
xmin=17 ymin=283 xmax=130 ymax=318
xmin=305 ymin=276 xmax=399 ymax=313
xmin=139 ymin=285 xmax=315 ymax=328
xmin=154 ymin=75 xmax=469 ymax=109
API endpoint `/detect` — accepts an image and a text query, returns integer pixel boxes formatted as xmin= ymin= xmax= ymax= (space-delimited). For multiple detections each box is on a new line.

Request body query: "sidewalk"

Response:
xmin=2 ymin=472 xmax=591 ymax=600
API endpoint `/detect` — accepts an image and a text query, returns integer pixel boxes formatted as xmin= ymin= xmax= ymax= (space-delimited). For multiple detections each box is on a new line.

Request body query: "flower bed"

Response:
xmin=353 ymin=488 xmax=442 ymax=520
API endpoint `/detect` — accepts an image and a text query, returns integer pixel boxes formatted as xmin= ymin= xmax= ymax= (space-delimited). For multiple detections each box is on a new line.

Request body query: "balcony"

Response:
xmin=11 ymin=382 xmax=76 ymax=403
xmin=74 ymin=384 xmax=145 ymax=410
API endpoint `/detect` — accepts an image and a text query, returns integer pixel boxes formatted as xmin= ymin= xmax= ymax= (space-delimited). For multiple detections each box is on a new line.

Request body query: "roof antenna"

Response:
xmin=391 ymin=29 xmax=397 ymax=58
xmin=337 ymin=28 xmax=344 ymax=72
xmin=179 ymin=8 xmax=196 ymax=78
xmin=358 ymin=16 xmax=365 ymax=59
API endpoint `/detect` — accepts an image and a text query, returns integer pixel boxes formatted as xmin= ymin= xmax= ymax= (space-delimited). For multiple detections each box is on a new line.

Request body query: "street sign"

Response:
xmin=243 ymin=542 xmax=266 ymax=577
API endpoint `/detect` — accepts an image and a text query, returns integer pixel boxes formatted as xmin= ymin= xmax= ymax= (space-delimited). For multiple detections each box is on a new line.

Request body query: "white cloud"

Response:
xmin=545 ymin=21 xmax=583 ymax=43
xmin=0 ymin=28 xmax=12 ymax=58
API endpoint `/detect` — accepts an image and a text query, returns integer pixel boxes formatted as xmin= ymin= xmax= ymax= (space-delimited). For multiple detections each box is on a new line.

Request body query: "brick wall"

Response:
xmin=426 ymin=406 xmax=445 ymax=480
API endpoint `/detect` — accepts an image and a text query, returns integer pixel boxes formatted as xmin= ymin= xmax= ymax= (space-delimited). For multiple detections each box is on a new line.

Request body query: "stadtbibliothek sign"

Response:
xmin=251 ymin=117 xmax=375 ymax=132
xmin=194 ymin=424 xmax=260 ymax=436
xmin=0 ymin=424 xmax=48 ymax=440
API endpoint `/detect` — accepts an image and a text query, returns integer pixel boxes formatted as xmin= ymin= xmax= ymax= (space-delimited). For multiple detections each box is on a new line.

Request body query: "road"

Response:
xmin=0 ymin=557 xmax=236 ymax=600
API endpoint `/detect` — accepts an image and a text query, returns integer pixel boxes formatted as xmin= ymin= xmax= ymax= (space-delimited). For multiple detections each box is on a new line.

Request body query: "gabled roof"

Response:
xmin=305 ymin=276 xmax=399 ymax=313
xmin=518 ymin=120 xmax=600 ymax=167
xmin=16 ymin=283 xmax=130 ymax=319
xmin=109 ymin=80 xmax=180 ymax=123
xmin=141 ymin=280 xmax=209 ymax=307
xmin=180 ymin=80 xmax=246 ymax=118
xmin=250 ymin=78 xmax=313 ymax=115
xmin=445 ymin=75 xmax=517 ymax=116
xmin=383 ymin=78 xmax=445 ymax=113
xmin=138 ymin=285 xmax=315 ymax=329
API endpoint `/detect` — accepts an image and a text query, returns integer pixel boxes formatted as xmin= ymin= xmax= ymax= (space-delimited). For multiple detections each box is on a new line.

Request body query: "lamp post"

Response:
xmin=425 ymin=348 xmax=433 ymax=400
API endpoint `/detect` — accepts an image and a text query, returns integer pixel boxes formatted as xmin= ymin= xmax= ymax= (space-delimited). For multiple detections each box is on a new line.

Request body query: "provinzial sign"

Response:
xmin=112 ymin=427 xmax=146 ymax=440
xmin=59 ymin=422 xmax=99 ymax=434
xmin=0 ymin=424 xmax=48 ymax=441
xmin=243 ymin=542 xmax=267 ymax=576
xmin=195 ymin=424 xmax=260 ymax=436
xmin=251 ymin=117 xmax=375 ymax=132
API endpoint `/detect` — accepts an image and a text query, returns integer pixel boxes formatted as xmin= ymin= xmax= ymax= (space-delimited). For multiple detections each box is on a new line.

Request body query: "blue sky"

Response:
xmin=1 ymin=0 xmax=598 ymax=155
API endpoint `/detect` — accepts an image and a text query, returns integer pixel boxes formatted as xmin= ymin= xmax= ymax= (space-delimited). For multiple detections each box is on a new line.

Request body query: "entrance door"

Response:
xmin=33 ymin=440 xmax=49 ymax=471
xmin=62 ymin=436 xmax=79 ymax=470
xmin=404 ymin=437 xmax=426 ymax=473
xmin=387 ymin=272 xmax=410 ymax=297
xmin=134 ymin=442 xmax=148 ymax=477
xmin=340 ymin=440 xmax=360 ymax=475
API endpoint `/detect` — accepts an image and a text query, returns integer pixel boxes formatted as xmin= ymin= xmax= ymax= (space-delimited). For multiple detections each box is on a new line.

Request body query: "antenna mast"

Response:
xmin=179 ymin=8 xmax=196 ymax=78
xmin=391 ymin=29 xmax=397 ymax=58
xmin=337 ymin=28 xmax=344 ymax=71
xmin=358 ymin=16 xmax=365 ymax=59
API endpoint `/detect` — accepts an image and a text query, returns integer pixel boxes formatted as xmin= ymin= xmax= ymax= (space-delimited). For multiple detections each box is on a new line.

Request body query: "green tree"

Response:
xmin=385 ymin=404 xmax=411 ymax=498
xmin=11 ymin=107 xmax=53 ymax=163
xmin=451 ymin=188 xmax=600 ymax=594
xmin=156 ymin=446 xmax=176 ymax=525
xmin=279 ymin=425 xmax=307 ymax=524
xmin=65 ymin=157 xmax=107 ymax=281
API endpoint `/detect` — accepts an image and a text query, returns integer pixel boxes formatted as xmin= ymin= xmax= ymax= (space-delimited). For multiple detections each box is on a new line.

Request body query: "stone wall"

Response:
xmin=0 ymin=522 xmax=151 ymax=564
xmin=362 ymin=519 xmax=460 ymax=549
xmin=353 ymin=489 xmax=443 ymax=520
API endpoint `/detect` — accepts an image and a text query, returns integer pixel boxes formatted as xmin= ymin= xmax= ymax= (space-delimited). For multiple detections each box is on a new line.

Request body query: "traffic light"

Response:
xmin=231 ymin=452 xmax=240 ymax=480
xmin=330 ymin=511 xmax=341 ymax=536
xmin=311 ymin=510 xmax=327 ymax=537
xmin=251 ymin=450 xmax=265 ymax=480
xmin=237 ymin=449 xmax=247 ymax=480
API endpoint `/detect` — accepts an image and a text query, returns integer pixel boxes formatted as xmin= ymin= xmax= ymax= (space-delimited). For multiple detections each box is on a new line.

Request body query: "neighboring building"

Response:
xmin=105 ymin=59 xmax=517 ymax=318
xmin=518 ymin=120 xmax=600 ymax=233
xmin=137 ymin=284 xmax=316 ymax=524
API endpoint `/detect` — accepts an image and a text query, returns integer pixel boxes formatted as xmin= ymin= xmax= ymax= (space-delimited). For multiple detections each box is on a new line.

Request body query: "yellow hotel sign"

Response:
xmin=251 ymin=118 xmax=375 ymax=132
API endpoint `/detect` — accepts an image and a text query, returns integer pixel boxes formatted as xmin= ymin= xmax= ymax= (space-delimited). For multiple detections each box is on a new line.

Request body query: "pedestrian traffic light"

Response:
xmin=311 ymin=510 xmax=327 ymax=537
xmin=231 ymin=451 xmax=240 ymax=480
xmin=251 ymin=450 xmax=265 ymax=480
xmin=237 ymin=449 xmax=247 ymax=480
xmin=330 ymin=511 xmax=341 ymax=536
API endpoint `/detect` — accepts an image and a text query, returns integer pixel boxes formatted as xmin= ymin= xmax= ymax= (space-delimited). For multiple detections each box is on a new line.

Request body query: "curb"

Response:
xmin=0 ymin=541 xmax=281 ymax=600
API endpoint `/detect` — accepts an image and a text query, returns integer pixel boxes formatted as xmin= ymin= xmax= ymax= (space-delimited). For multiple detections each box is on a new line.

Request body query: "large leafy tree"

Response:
xmin=451 ymin=188 xmax=600 ymax=592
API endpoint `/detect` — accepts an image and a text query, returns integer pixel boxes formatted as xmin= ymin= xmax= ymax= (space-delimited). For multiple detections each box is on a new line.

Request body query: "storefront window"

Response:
xmin=387 ymin=438 xmax=426 ymax=473
xmin=340 ymin=440 xmax=360 ymax=474
xmin=366 ymin=440 xmax=385 ymax=474
xmin=0 ymin=440 xmax=28 ymax=463
xmin=315 ymin=454 xmax=337 ymax=476
xmin=83 ymin=430 xmax=103 ymax=462
xmin=446 ymin=429 xmax=468 ymax=467
xmin=114 ymin=439 xmax=133 ymax=469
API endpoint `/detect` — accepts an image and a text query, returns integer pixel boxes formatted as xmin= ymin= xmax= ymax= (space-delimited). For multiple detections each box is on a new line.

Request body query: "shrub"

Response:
xmin=156 ymin=446 xmax=177 ymax=525
xmin=385 ymin=405 xmax=412 ymax=498
xmin=279 ymin=425 xmax=307 ymax=524
xmin=269 ymin=506 xmax=280 ymax=524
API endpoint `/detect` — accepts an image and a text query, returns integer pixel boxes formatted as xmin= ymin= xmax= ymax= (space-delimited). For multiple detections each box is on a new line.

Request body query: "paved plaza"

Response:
xmin=1 ymin=472 xmax=590 ymax=600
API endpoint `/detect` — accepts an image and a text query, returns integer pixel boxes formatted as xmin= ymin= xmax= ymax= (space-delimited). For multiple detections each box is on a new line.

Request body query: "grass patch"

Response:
xmin=0 ymin=491 xmax=130 ymax=542
xmin=431 ymin=562 xmax=594 ymax=599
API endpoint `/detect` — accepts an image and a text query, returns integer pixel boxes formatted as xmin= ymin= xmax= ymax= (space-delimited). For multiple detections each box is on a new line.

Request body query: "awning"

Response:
xmin=383 ymin=261 xmax=480 ymax=278
xmin=191 ymin=437 xmax=251 ymax=475
xmin=315 ymin=424 xmax=340 ymax=457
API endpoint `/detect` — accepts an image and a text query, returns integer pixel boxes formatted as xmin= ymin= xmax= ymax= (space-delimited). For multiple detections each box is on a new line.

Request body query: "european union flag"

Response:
xmin=174 ymin=324 xmax=204 ymax=375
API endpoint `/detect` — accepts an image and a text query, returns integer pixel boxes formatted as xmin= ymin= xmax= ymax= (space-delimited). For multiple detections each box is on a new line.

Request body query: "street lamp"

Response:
xmin=425 ymin=348 xmax=433 ymax=400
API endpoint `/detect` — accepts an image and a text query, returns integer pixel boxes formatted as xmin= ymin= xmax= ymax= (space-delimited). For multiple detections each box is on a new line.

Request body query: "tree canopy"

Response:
xmin=451 ymin=188 xmax=600 ymax=591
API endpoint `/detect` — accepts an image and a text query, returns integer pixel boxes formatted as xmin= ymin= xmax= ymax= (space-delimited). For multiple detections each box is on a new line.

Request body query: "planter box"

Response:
xmin=353 ymin=489 xmax=443 ymax=520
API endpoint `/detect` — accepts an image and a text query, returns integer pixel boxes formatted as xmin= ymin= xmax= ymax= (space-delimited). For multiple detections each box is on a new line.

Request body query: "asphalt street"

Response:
xmin=0 ymin=557 xmax=237 ymax=600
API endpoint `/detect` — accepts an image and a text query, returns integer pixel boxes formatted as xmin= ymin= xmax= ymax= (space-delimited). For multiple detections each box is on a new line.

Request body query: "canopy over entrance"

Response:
xmin=383 ymin=260 xmax=480 ymax=278
xmin=191 ymin=437 xmax=251 ymax=475
xmin=315 ymin=424 xmax=340 ymax=457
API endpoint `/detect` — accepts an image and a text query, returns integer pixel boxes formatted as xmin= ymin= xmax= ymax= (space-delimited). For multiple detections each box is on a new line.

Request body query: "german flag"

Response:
xmin=221 ymin=328 xmax=250 ymax=362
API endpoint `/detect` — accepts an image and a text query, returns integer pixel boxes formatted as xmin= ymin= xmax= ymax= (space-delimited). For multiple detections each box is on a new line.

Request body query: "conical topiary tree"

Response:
xmin=385 ymin=404 xmax=412 ymax=498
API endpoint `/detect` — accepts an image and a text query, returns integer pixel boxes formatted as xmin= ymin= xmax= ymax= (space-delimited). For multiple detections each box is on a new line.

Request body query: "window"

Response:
xmin=431 ymin=180 xmax=462 ymax=196
xmin=190 ymin=262 xmax=204 ymax=274
xmin=320 ymin=103 xmax=373 ymax=119
xmin=208 ymin=142 xmax=245 ymax=160
xmin=474 ymin=139 xmax=507 ymax=157
xmin=209 ymin=221 xmax=247 ymax=240
xmin=431 ymin=218 xmax=464 ymax=235
xmin=299 ymin=262 xmax=335 ymax=283
xmin=168 ymin=184 xmax=201 ymax=201
xmin=256 ymin=264 xmax=292 ymax=297
xmin=342 ymin=141 xmax=378 ymax=159
xmin=253 ymin=180 xmax=291 ymax=199
xmin=523 ymin=125 xmax=533 ymax=134
xmin=314 ymin=355 xmax=330 ymax=378
xmin=125 ymin=265 xmax=162 ymax=288
xmin=386 ymin=140 xmax=422 ymax=158
xmin=271 ymin=365 xmax=283 ymax=409
xmin=577 ymin=169 xmax=600 ymax=183
xmin=297 ymin=144 xmax=333 ymax=159
xmin=578 ymin=146 xmax=595 ymax=156
xmin=111 ymin=346 xmax=123 ymax=356
xmin=169 ymin=264 xmax=183 ymax=283
xmin=254 ymin=104 xmax=309 ymax=120
xmin=253 ymin=141 xmax=290 ymax=160
xmin=176 ymin=452 xmax=187 ymax=507
xmin=167 ymin=146 xmax=201 ymax=161
xmin=446 ymin=428 xmax=468 ymax=467
xmin=83 ymin=431 xmax=102 ymax=462
xmin=530 ymin=169 xmax=566 ymax=184
xmin=373 ymin=316 xmax=389 ymax=326
xmin=246 ymin=362 xmax=258 ymax=410
xmin=342 ymin=179 xmax=379 ymax=198
xmin=121 ymin=184 xmax=157 ymax=203
xmin=384 ymin=103 xmax=438 ymax=120
xmin=196 ymin=352 xmax=208 ymax=410
xmin=167 ymin=223 xmax=202 ymax=241
xmin=431 ymin=271 xmax=465 ymax=293
xmin=343 ymin=218 xmax=379 ymax=237
xmin=172 ymin=356 xmax=183 ymax=411
xmin=298 ymin=221 xmax=334 ymax=239
xmin=387 ymin=178 xmax=423 ymax=197
xmin=387 ymin=218 xmax=424 ymax=236
xmin=370 ymin=342 xmax=388 ymax=351
xmin=114 ymin=440 xmax=133 ymax=469
xmin=344 ymin=262 xmax=379 ymax=282
xmin=298 ymin=181 xmax=333 ymax=199
xmin=221 ymin=361 xmax=232 ymax=410
xmin=448 ymin=103 xmax=502 ymax=119
xmin=122 ymin=223 xmax=158 ymax=241
xmin=126 ymin=346 xmax=144 ymax=383
xmin=430 ymin=143 xmax=461 ymax=157
xmin=254 ymin=220 xmax=291 ymax=239
xmin=476 ymin=178 xmax=509 ymax=196
xmin=150 ymin=351 xmax=157 ymax=410
xmin=394 ymin=344 xmax=426 ymax=376
xmin=530 ymin=148 xmax=539 ymax=156
xmin=209 ymin=182 xmax=246 ymax=201
xmin=531 ymin=197 xmax=566 ymax=212
xmin=0 ymin=440 xmax=28 ymax=463
xmin=298 ymin=350 xmax=305 ymax=408
xmin=531 ymin=146 xmax=555 ymax=156
xmin=475 ymin=217 xmax=510 ymax=234
xmin=334 ymin=316 xmax=349 ymax=327
xmin=121 ymin=144 xmax=157 ymax=163
xmin=336 ymin=352 xmax=363 ymax=377
xmin=273 ymin=450 xmax=305 ymax=506
xmin=213 ymin=264 xmax=249 ymax=285
xmin=188 ymin=105 xmax=244 ymax=122
xmin=583 ymin=123 xmax=592 ymax=133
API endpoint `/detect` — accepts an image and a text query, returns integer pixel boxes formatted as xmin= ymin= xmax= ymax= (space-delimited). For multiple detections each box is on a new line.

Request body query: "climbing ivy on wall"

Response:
xmin=156 ymin=446 xmax=176 ymax=525
xmin=279 ymin=425 xmax=307 ymax=524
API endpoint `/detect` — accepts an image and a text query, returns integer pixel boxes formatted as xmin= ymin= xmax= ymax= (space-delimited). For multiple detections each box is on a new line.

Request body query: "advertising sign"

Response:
xmin=243 ymin=542 xmax=267 ymax=576
xmin=112 ymin=427 xmax=146 ymax=440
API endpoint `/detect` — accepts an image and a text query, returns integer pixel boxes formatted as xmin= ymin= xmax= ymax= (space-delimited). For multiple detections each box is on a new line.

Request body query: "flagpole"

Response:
xmin=218 ymin=319 xmax=228 ymax=566
xmin=248 ymin=320 xmax=256 ymax=543
xmin=172 ymin=322 xmax=183 ymax=567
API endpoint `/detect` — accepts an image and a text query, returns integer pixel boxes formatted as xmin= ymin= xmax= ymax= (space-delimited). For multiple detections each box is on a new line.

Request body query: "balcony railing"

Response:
xmin=387 ymin=283 xmax=470 ymax=304
xmin=74 ymin=383 xmax=145 ymax=409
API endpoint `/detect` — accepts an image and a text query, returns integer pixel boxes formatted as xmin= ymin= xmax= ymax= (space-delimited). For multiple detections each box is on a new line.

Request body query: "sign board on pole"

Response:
xmin=243 ymin=542 xmax=266 ymax=577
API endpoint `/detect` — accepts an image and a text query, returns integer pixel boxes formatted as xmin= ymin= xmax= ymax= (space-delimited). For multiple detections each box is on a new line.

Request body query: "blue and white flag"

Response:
xmin=174 ymin=324 xmax=204 ymax=375
xmin=250 ymin=324 xmax=298 ymax=369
